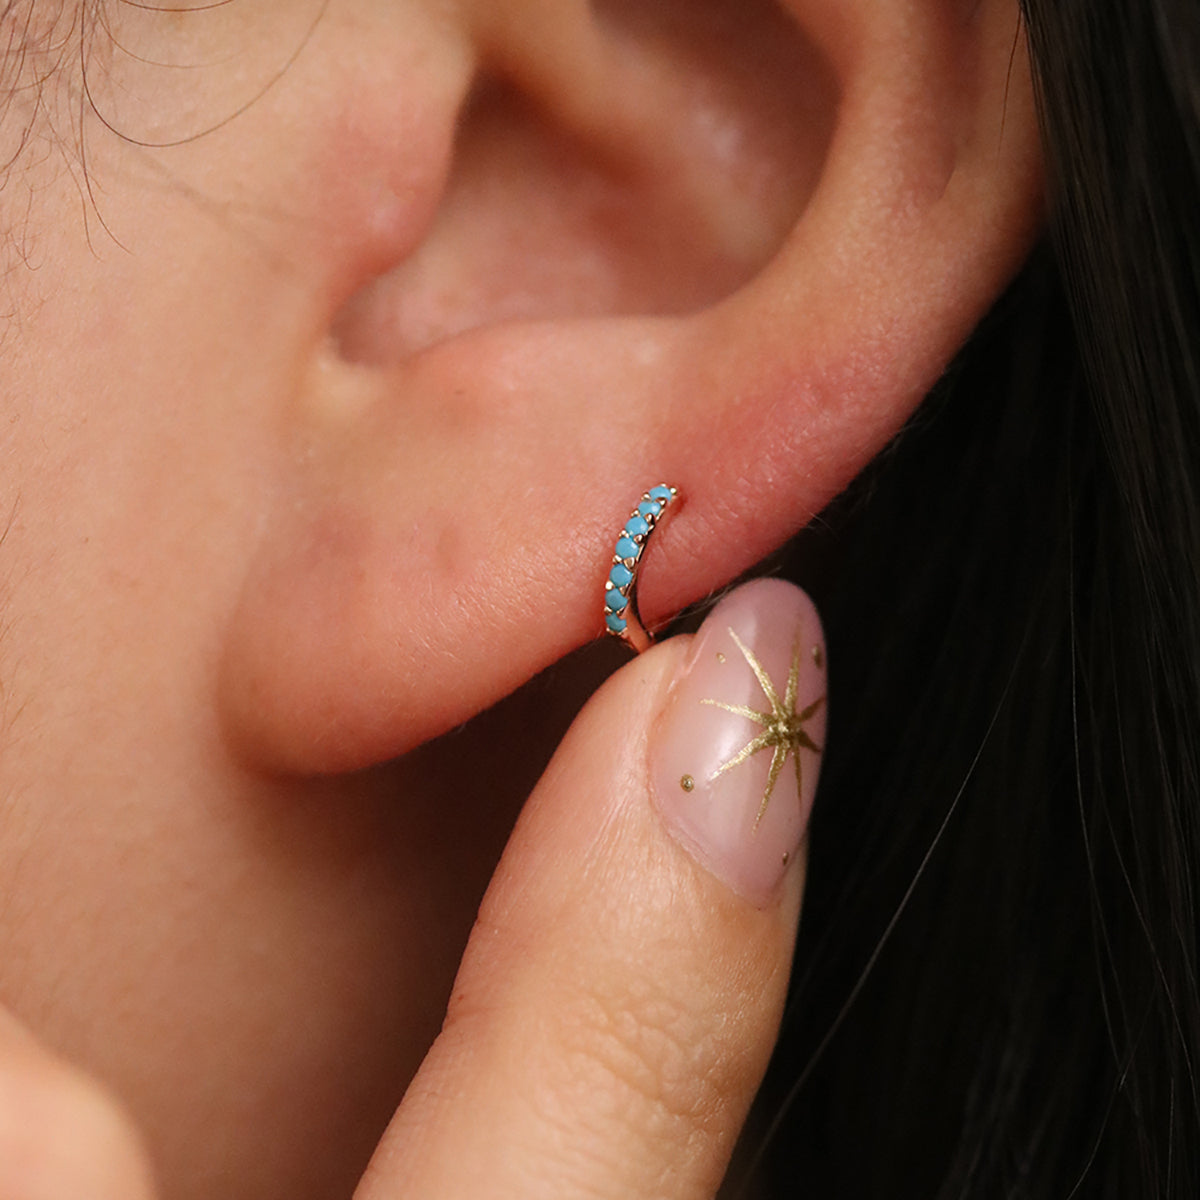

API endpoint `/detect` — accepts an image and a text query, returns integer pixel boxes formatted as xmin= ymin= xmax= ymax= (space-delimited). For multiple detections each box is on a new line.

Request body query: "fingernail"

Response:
xmin=651 ymin=578 xmax=827 ymax=905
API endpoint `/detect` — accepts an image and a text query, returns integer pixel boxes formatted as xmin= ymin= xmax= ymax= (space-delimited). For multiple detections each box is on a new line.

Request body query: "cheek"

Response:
xmin=0 ymin=753 xmax=500 ymax=1198
xmin=88 ymin=0 xmax=345 ymax=153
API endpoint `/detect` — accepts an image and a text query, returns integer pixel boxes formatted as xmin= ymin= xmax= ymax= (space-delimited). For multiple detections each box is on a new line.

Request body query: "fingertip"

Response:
xmin=359 ymin=594 xmax=811 ymax=1199
xmin=650 ymin=578 xmax=825 ymax=906
xmin=0 ymin=1028 xmax=156 ymax=1200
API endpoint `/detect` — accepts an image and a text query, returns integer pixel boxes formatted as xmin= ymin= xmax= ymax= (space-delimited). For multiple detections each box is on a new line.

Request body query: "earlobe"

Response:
xmin=219 ymin=0 xmax=1041 ymax=777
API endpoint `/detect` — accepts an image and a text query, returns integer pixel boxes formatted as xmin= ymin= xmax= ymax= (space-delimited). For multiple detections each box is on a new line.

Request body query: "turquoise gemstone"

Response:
xmin=625 ymin=515 xmax=649 ymax=538
xmin=638 ymin=500 xmax=662 ymax=519
xmin=606 ymin=612 xmax=627 ymax=634
xmin=648 ymin=485 xmax=673 ymax=503
xmin=609 ymin=562 xmax=633 ymax=589
xmin=606 ymin=587 xmax=628 ymax=612
xmin=615 ymin=535 xmax=640 ymax=560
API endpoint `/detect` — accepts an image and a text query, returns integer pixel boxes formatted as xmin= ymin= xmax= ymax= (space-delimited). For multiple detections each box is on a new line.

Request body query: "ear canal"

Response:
xmin=331 ymin=0 xmax=838 ymax=365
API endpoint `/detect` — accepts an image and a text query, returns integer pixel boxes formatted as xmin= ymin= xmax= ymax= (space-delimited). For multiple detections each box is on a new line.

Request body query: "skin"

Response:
xmin=0 ymin=0 xmax=1042 ymax=1197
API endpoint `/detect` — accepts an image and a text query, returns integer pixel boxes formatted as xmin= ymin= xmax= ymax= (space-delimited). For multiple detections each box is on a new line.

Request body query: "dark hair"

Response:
xmin=750 ymin=1 xmax=1200 ymax=1195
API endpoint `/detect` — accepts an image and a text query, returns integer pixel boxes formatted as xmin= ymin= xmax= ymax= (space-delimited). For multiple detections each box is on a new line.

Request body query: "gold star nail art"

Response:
xmin=701 ymin=628 xmax=824 ymax=830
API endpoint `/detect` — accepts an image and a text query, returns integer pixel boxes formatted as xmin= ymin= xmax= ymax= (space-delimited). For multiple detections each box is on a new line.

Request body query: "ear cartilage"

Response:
xmin=603 ymin=484 xmax=680 ymax=653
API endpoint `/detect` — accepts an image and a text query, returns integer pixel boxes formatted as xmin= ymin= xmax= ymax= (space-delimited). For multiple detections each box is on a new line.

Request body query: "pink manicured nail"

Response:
xmin=651 ymin=578 xmax=826 ymax=905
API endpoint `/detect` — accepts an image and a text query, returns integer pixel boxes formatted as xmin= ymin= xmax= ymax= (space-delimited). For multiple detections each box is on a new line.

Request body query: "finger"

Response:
xmin=356 ymin=577 xmax=826 ymax=1200
xmin=0 ymin=1006 xmax=157 ymax=1200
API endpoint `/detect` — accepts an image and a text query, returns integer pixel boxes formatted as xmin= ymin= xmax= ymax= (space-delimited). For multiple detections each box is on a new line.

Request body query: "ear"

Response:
xmin=221 ymin=0 xmax=1042 ymax=775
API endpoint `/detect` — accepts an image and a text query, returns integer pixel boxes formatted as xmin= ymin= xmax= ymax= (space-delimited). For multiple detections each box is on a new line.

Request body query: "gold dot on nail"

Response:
xmin=716 ymin=652 xmax=726 ymax=663
xmin=680 ymin=774 xmax=695 ymax=792
xmin=782 ymin=851 xmax=790 ymax=866
xmin=812 ymin=645 xmax=823 ymax=668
